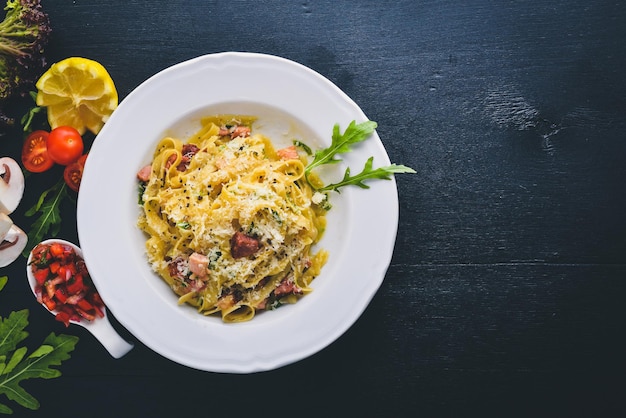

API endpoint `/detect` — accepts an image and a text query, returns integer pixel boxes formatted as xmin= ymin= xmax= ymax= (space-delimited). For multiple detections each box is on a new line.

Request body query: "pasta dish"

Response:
xmin=136 ymin=115 xmax=328 ymax=323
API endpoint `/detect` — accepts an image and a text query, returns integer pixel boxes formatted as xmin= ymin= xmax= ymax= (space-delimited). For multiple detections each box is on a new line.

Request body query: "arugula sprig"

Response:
xmin=20 ymin=91 xmax=45 ymax=132
xmin=22 ymin=177 xmax=70 ymax=257
xmin=304 ymin=120 xmax=415 ymax=194
xmin=0 ymin=286 xmax=78 ymax=414
xmin=318 ymin=156 xmax=416 ymax=192
xmin=305 ymin=120 xmax=378 ymax=176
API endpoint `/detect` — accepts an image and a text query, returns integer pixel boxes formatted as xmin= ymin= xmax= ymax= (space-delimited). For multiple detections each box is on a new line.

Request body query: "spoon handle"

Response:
xmin=82 ymin=316 xmax=134 ymax=358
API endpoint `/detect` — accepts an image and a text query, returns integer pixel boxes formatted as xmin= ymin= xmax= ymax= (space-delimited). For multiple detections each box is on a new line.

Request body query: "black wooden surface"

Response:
xmin=1 ymin=1 xmax=625 ymax=416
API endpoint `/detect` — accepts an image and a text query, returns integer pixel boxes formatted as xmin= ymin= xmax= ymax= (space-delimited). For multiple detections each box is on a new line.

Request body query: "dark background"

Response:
xmin=1 ymin=1 xmax=625 ymax=416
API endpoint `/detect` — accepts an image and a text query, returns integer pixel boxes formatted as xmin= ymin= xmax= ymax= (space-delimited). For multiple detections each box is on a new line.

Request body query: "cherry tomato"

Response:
xmin=47 ymin=126 xmax=84 ymax=165
xmin=22 ymin=130 xmax=54 ymax=173
xmin=63 ymin=153 xmax=88 ymax=192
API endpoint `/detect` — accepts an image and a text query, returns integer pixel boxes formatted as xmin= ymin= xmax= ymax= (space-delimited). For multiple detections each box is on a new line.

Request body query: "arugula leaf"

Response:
xmin=20 ymin=92 xmax=45 ymax=133
xmin=305 ymin=120 xmax=378 ymax=175
xmin=22 ymin=177 xmax=70 ymax=257
xmin=292 ymin=139 xmax=312 ymax=156
xmin=317 ymin=157 xmax=416 ymax=192
xmin=304 ymin=120 xmax=415 ymax=195
xmin=0 ymin=311 xmax=29 ymax=358
xmin=0 ymin=284 xmax=79 ymax=414
xmin=0 ymin=278 xmax=6 ymax=293
xmin=0 ymin=330 xmax=78 ymax=413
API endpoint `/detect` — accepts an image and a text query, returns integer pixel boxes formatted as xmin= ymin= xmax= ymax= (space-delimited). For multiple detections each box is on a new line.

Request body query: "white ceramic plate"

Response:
xmin=77 ymin=52 xmax=399 ymax=373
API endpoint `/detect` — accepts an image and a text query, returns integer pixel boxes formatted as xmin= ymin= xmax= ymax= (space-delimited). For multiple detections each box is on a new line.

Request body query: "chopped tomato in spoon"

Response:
xmin=29 ymin=241 xmax=105 ymax=326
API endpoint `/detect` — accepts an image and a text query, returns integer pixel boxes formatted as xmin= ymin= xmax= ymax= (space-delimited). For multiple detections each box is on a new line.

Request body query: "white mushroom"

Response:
xmin=0 ymin=157 xmax=25 ymax=215
xmin=0 ymin=213 xmax=12 ymax=240
xmin=0 ymin=223 xmax=27 ymax=267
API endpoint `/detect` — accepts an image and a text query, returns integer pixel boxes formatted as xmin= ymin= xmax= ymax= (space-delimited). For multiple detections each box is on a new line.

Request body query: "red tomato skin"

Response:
xmin=47 ymin=126 xmax=84 ymax=165
xmin=22 ymin=130 xmax=54 ymax=173
xmin=32 ymin=267 xmax=49 ymax=285
xmin=55 ymin=311 xmax=71 ymax=327
xmin=30 ymin=241 xmax=105 ymax=326
xmin=63 ymin=153 xmax=88 ymax=192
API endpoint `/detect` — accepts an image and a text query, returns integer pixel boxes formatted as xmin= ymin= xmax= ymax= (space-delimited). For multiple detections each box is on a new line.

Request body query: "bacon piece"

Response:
xmin=219 ymin=125 xmax=251 ymax=139
xmin=276 ymin=145 xmax=298 ymax=160
xmin=217 ymin=294 xmax=236 ymax=310
xmin=186 ymin=279 xmax=206 ymax=294
xmin=230 ymin=231 xmax=261 ymax=258
xmin=167 ymin=256 xmax=188 ymax=281
xmin=176 ymin=157 xmax=190 ymax=171
xmin=256 ymin=298 xmax=268 ymax=310
xmin=274 ymin=277 xmax=302 ymax=297
xmin=162 ymin=144 xmax=201 ymax=172
xmin=182 ymin=144 xmax=199 ymax=157
xmin=165 ymin=154 xmax=177 ymax=170
xmin=230 ymin=125 xmax=251 ymax=139
xmin=176 ymin=145 xmax=200 ymax=171
xmin=188 ymin=252 xmax=209 ymax=278
xmin=136 ymin=164 xmax=152 ymax=182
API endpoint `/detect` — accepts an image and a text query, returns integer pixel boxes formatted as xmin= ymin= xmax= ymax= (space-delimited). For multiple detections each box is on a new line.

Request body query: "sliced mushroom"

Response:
xmin=0 ymin=213 xmax=12 ymax=241
xmin=0 ymin=157 xmax=25 ymax=215
xmin=0 ymin=224 xmax=27 ymax=267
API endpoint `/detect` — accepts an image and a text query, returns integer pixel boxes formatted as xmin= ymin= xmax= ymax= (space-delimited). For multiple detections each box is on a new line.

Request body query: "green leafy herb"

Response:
xmin=318 ymin=156 xmax=416 ymax=192
xmin=304 ymin=120 xmax=415 ymax=194
xmin=293 ymin=139 xmax=312 ymax=156
xmin=0 ymin=277 xmax=6 ymax=293
xmin=305 ymin=120 xmax=378 ymax=176
xmin=176 ymin=221 xmax=191 ymax=230
xmin=137 ymin=182 xmax=146 ymax=205
xmin=22 ymin=177 xmax=70 ymax=257
xmin=20 ymin=92 xmax=44 ymax=132
xmin=0 ymin=285 xmax=78 ymax=414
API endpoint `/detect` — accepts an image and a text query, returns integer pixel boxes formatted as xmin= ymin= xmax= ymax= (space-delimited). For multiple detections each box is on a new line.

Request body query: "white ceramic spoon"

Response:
xmin=26 ymin=239 xmax=134 ymax=359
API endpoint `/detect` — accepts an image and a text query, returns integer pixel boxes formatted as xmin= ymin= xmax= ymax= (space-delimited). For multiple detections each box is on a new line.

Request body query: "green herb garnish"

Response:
xmin=20 ymin=92 xmax=44 ymax=132
xmin=22 ymin=177 xmax=70 ymax=257
xmin=318 ymin=156 xmax=415 ymax=192
xmin=293 ymin=139 xmax=312 ymax=156
xmin=305 ymin=120 xmax=415 ymax=194
xmin=0 ymin=284 xmax=78 ymax=414
xmin=177 ymin=221 xmax=191 ymax=230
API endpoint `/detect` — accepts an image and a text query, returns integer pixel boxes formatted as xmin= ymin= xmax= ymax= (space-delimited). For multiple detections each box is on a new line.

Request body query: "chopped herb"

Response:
xmin=208 ymin=250 xmax=222 ymax=269
xmin=271 ymin=209 xmax=282 ymax=225
xmin=137 ymin=182 xmax=146 ymax=205
xmin=293 ymin=139 xmax=312 ymax=155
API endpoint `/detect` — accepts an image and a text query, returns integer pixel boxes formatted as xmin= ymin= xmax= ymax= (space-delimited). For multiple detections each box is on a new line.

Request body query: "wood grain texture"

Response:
xmin=1 ymin=1 xmax=625 ymax=416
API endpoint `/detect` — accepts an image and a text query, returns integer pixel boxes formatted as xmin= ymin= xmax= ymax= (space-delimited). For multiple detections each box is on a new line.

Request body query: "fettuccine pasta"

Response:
xmin=137 ymin=115 xmax=328 ymax=323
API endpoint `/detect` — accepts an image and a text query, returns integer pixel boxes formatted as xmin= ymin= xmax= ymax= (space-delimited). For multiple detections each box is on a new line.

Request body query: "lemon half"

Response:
xmin=36 ymin=57 xmax=118 ymax=135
